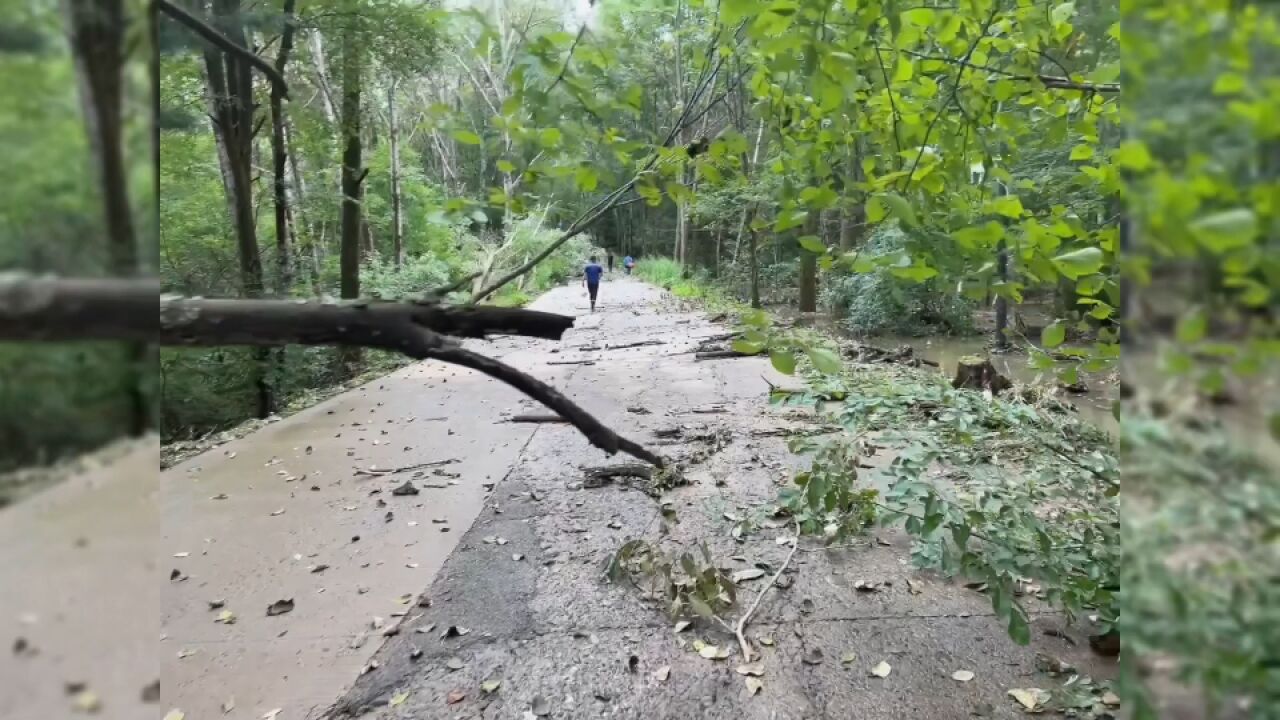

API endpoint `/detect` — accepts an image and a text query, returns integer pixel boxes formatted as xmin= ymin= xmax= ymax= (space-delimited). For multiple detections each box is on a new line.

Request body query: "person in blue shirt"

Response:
xmin=583 ymin=255 xmax=605 ymax=312
xmin=623 ymin=255 xmax=634 ymax=275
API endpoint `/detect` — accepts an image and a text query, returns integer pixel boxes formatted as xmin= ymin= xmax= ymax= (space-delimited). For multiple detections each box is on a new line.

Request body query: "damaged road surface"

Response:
xmin=318 ymin=280 xmax=1114 ymax=720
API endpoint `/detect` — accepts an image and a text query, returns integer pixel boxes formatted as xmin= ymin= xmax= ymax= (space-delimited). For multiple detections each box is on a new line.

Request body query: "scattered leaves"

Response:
xmin=698 ymin=644 xmax=730 ymax=660
xmin=481 ymin=678 xmax=502 ymax=694
xmin=736 ymin=662 xmax=765 ymax=676
xmin=446 ymin=657 xmax=465 ymax=671
xmin=531 ymin=695 xmax=550 ymax=716
xmin=732 ymin=568 xmax=766 ymax=583
xmin=215 ymin=610 xmax=236 ymax=625
xmin=389 ymin=692 xmax=409 ymax=707
xmin=870 ymin=660 xmax=892 ymax=678
xmin=952 ymin=670 xmax=975 ymax=682
xmin=446 ymin=690 xmax=465 ymax=705
xmin=266 ymin=599 xmax=295 ymax=617
xmin=1007 ymin=688 xmax=1049 ymax=710
xmin=653 ymin=666 xmax=671 ymax=682
xmin=745 ymin=677 xmax=764 ymax=695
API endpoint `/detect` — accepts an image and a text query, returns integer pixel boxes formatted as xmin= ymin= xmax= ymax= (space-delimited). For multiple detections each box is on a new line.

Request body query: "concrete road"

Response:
xmin=0 ymin=277 xmax=1115 ymax=720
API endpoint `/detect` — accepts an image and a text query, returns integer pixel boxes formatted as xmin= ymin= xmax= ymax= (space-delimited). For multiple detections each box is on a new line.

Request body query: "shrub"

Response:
xmin=822 ymin=227 xmax=976 ymax=337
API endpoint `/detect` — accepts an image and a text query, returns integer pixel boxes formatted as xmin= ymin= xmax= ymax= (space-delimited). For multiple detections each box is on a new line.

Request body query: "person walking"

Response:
xmin=607 ymin=253 xmax=615 ymax=273
xmin=583 ymin=255 xmax=604 ymax=312
xmin=623 ymin=255 xmax=634 ymax=275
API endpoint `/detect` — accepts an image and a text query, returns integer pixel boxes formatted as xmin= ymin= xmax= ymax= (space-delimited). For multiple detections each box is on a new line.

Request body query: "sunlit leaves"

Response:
xmin=452 ymin=130 xmax=482 ymax=145
xmin=1051 ymin=247 xmax=1104 ymax=279
xmin=1188 ymin=208 xmax=1258 ymax=253
xmin=1113 ymin=140 xmax=1153 ymax=172
xmin=770 ymin=348 xmax=797 ymax=375
xmin=986 ymin=195 xmax=1025 ymax=219
xmin=806 ymin=347 xmax=841 ymax=375
xmin=797 ymin=235 xmax=826 ymax=254
xmin=876 ymin=192 xmax=919 ymax=228
xmin=1041 ymin=322 xmax=1066 ymax=349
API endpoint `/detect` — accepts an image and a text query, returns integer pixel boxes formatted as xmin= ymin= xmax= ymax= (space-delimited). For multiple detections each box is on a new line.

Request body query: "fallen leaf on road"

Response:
xmin=173 ymin=552 xmax=189 ymax=558
xmin=853 ymin=579 xmax=882 ymax=592
xmin=1102 ymin=691 xmax=1120 ymax=706
xmin=207 ymin=599 xmax=226 ymax=610
xmin=391 ymin=481 xmax=419 ymax=496
xmin=432 ymin=517 xmax=448 ymax=524
xmin=745 ymin=677 xmax=764 ymax=695
xmin=482 ymin=536 xmax=497 ymax=544
xmin=732 ymin=568 xmax=766 ymax=583
xmin=406 ymin=562 xmax=419 ymax=569
xmin=71 ymin=691 xmax=101 ymax=713
xmin=262 ymin=709 xmax=282 ymax=720
xmin=802 ymin=649 xmax=824 ymax=666
xmin=512 ymin=553 xmax=525 ymax=561
xmin=841 ymin=652 xmax=857 ymax=665
xmin=177 ymin=648 xmax=197 ymax=659
xmin=531 ymin=695 xmax=550 ymax=716
xmin=870 ymin=661 xmax=892 ymax=678
xmin=736 ymin=663 xmax=764 ymax=676
xmin=698 ymin=644 xmax=729 ymax=660
xmin=388 ymin=692 xmax=408 ymax=707
xmin=905 ymin=578 xmax=922 ymax=595
xmin=757 ymin=635 xmax=775 ymax=647
xmin=446 ymin=657 xmax=465 ymax=671
xmin=371 ymin=616 xmax=385 ymax=630
xmin=270 ymin=508 xmax=285 ymax=516
xmin=164 ymin=711 xmax=184 ymax=720
xmin=673 ymin=621 xmax=691 ymax=633
xmin=1007 ymin=688 xmax=1048 ymax=710
xmin=310 ymin=564 xmax=329 ymax=574
xmin=266 ymin=599 xmax=295 ymax=616
xmin=481 ymin=678 xmax=502 ymax=693
xmin=800 ymin=598 xmax=815 ymax=614
xmin=215 ymin=610 xmax=236 ymax=625
xmin=211 ymin=494 xmax=228 ymax=500
xmin=653 ymin=666 xmax=670 ymax=682
xmin=952 ymin=670 xmax=975 ymax=682
xmin=497 ymin=537 xmax=508 ymax=545
xmin=441 ymin=625 xmax=470 ymax=638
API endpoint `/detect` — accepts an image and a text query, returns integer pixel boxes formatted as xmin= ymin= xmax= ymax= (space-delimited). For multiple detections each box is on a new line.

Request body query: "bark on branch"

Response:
xmin=0 ymin=275 xmax=159 ymax=342
xmin=160 ymin=296 xmax=576 ymax=344
xmin=157 ymin=0 xmax=290 ymax=99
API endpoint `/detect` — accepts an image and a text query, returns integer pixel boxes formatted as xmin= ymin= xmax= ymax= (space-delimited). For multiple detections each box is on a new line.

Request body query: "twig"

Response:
xmin=884 ymin=47 xmax=1120 ymax=94
xmin=545 ymin=24 xmax=588 ymax=96
xmin=157 ymin=0 xmax=290 ymax=99
xmin=735 ymin=518 xmax=801 ymax=661
xmin=506 ymin=414 xmax=568 ymax=424
xmin=429 ymin=270 xmax=482 ymax=297
xmin=354 ymin=459 xmax=457 ymax=477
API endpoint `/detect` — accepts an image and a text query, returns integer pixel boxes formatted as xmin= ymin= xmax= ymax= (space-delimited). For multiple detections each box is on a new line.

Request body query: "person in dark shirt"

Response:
xmin=583 ymin=256 xmax=604 ymax=312
xmin=607 ymin=253 xmax=615 ymax=273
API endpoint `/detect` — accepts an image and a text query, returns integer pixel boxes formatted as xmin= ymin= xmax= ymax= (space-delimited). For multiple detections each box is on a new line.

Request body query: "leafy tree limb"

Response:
xmin=157 ymin=0 xmax=290 ymax=99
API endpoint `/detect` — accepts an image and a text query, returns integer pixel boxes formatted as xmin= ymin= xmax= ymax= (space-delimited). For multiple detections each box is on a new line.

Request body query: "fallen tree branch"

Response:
xmin=735 ymin=518 xmax=801 ymax=662
xmin=429 ymin=270 xmax=482 ymax=298
xmin=160 ymin=296 xmax=575 ymax=343
xmin=431 ymin=346 xmax=664 ymax=467
xmin=546 ymin=359 xmax=595 ymax=366
xmin=0 ymin=275 xmax=158 ymax=342
xmin=157 ymin=0 xmax=290 ymax=99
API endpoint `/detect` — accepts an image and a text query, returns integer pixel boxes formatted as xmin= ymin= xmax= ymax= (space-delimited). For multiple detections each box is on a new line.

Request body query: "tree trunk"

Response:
xmin=270 ymin=0 xmax=298 ymax=296
xmin=747 ymin=208 xmax=761 ymax=309
xmin=338 ymin=6 xmax=363 ymax=372
xmin=798 ymin=212 xmax=818 ymax=313
xmin=201 ymin=0 xmax=272 ymax=417
xmin=63 ymin=0 xmax=151 ymax=433
xmin=388 ymin=79 xmax=405 ymax=268
xmin=994 ymin=238 xmax=1010 ymax=350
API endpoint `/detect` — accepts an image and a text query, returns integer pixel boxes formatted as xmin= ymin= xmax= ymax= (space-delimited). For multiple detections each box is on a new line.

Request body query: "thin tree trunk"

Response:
xmin=270 ymin=0 xmax=298 ymax=295
xmin=338 ymin=5 xmax=363 ymax=371
xmin=388 ymin=79 xmax=405 ymax=267
xmin=798 ymin=212 xmax=818 ymax=313
xmin=63 ymin=0 xmax=150 ymax=433
xmin=202 ymin=0 xmax=272 ymax=416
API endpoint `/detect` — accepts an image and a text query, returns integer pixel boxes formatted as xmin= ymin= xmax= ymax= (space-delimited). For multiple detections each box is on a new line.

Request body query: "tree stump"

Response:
xmin=951 ymin=355 xmax=1013 ymax=395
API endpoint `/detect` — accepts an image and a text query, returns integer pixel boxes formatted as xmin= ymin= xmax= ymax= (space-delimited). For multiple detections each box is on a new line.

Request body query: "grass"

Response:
xmin=634 ymin=257 xmax=738 ymax=307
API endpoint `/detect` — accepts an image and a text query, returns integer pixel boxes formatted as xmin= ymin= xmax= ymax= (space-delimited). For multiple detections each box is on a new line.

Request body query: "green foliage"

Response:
xmin=822 ymin=228 xmax=977 ymax=337
xmin=777 ymin=360 xmax=1118 ymax=651
xmin=1122 ymin=416 xmax=1280 ymax=717
xmin=606 ymin=539 xmax=738 ymax=623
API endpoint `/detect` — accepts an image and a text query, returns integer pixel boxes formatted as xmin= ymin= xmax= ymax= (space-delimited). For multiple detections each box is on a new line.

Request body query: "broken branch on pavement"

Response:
xmin=0 ymin=275 xmax=666 ymax=468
